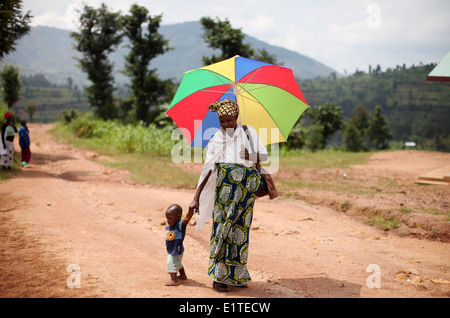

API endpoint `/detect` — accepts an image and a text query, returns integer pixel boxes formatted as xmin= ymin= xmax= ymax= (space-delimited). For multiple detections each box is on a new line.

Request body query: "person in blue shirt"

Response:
xmin=165 ymin=204 xmax=194 ymax=286
xmin=18 ymin=120 xmax=31 ymax=167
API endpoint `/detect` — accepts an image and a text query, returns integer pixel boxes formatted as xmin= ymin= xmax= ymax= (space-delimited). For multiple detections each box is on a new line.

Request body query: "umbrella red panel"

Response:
xmin=165 ymin=84 xmax=230 ymax=143
xmin=238 ymin=65 xmax=308 ymax=104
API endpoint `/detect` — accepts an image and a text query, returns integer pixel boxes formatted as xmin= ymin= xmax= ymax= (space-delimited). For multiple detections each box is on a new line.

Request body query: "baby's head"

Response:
xmin=165 ymin=204 xmax=183 ymax=226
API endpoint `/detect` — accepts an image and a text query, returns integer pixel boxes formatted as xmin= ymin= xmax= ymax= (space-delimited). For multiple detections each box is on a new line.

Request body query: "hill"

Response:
xmin=298 ymin=64 xmax=450 ymax=151
xmin=2 ymin=22 xmax=336 ymax=86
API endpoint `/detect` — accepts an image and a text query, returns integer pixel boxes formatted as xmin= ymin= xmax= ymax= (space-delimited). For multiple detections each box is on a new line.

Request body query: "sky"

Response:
xmin=21 ymin=0 xmax=450 ymax=75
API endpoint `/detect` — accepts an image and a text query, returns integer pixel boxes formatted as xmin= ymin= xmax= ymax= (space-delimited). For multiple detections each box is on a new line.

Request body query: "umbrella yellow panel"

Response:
xmin=238 ymin=83 xmax=309 ymax=140
xmin=236 ymin=92 xmax=286 ymax=145
xmin=198 ymin=57 xmax=237 ymax=82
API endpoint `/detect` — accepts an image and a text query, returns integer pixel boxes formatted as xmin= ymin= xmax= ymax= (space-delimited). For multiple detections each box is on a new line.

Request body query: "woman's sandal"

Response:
xmin=213 ymin=281 xmax=230 ymax=292
xmin=235 ymin=284 xmax=248 ymax=288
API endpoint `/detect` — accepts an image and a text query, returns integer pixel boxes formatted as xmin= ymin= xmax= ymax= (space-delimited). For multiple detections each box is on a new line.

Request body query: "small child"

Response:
xmin=18 ymin=120 xmax=31 ymax=168
xmin=165 ymin=203 xmax=194 ymax=286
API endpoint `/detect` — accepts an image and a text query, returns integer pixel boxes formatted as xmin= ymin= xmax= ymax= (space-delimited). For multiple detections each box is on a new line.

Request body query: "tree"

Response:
xmin=368 ymin=105 xmax=393 ymax=150
xmin=121 ymin=4 xmax=171 ymax=123
xmin=0 ymin=64 xmax=22 ymax=109
xmin=343 ymin=121 xmax=363 ymax=152
xmin=25 ymin=100 xmax=36 ymax=122
xmin=349 ymin=105 xmax=370 ymax=135
xmin=0 ymin=0 xmax=32 ymax=59
xmin=305 ymin=123 xmax=324 ymax=152
xmin=344 ymin=104 xmax=370 ymax=151
xmin=71 ymin=3 xmax=123 ymax=120
xmin=200 ymin=16 xmax=255 ymax=65
xmin=253 ymin=48 xmax=282 ymax=65
xmin=200 ymin=17 xmax=281 ymax=65
xmin=67 ymin=77 xmax=73 ymax=90
xmin=309 ymin=103 xmax=344 ymax=149
xmin=286 ymin=120 xmax=306 ymax=149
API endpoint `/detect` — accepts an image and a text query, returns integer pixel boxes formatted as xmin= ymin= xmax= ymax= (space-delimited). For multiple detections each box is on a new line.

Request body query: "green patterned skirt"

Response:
xmin=208 ymin=163 xmax=262 ymax=286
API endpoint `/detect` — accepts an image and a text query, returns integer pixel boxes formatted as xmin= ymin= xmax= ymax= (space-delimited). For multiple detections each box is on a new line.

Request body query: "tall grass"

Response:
xmin=60 ymin=113 xmax=176 ymax=157
xmin=53 ymin=113 xmax=199 ymax=187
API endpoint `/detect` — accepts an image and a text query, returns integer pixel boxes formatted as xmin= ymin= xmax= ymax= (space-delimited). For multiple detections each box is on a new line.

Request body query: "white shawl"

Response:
xmin=195 ymin=124 xmax=267 ymax=229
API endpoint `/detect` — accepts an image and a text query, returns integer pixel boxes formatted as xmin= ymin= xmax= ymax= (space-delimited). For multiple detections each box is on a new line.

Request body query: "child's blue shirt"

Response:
xmin=165 ymin=220 xmax=185 ymax=255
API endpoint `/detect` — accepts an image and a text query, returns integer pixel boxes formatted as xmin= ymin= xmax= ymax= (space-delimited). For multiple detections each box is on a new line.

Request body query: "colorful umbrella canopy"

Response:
xmin=166 ymin=55 xmax=310 ymax=147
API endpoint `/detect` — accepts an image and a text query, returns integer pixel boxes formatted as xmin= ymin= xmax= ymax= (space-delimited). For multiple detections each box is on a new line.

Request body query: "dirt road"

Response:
xmin=0 ymin=124 xmax=449 ymax=298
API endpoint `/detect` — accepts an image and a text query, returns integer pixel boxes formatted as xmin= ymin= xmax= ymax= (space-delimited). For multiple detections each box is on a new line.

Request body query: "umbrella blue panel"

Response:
xmin=191 ymin=109 xmax=220 ymax=147
xmin=218 ymin=87 xmax=237 ymax=103
xmin=235 ymin=56 xmax=271 ymax=81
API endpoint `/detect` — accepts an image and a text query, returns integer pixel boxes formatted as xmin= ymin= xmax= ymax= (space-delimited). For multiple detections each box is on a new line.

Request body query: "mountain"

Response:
xmin=3 ymin=22 xmax=336 ymax=86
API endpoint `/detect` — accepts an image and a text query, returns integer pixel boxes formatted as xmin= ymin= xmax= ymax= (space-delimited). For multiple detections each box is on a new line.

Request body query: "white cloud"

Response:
xmin=247 ymin=15 xmax=276 ymax=35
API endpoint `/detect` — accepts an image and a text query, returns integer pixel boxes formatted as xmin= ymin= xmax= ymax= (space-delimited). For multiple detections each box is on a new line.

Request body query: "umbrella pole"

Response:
xmin=236 ymin=95 xmax=243 ymax=126
xmin=234 ymin=86 xmax=246 ymax=126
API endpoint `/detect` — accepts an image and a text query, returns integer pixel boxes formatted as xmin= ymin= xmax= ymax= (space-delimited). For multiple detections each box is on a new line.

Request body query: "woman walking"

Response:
xmin=189 ymin=99 xmax=268 ymax=292
xmin=1 ymin=112 xmax=18 ymax=170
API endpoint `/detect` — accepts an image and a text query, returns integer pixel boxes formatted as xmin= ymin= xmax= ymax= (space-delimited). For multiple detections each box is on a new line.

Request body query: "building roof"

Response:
xmin=427 ymin=52 xmax=450 ymax=82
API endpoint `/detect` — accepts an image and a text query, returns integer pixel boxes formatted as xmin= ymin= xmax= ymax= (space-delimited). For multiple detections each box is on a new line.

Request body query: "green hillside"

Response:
xmin=12 ymin=85 xmax=89 ymax=123
xmin=298 ymin=64 xmax=450 ymax=151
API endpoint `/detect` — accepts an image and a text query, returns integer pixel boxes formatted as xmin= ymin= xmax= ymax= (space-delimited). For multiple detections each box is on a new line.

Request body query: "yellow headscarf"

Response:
xmin=207 ymin=99 xmax=239 ymax=117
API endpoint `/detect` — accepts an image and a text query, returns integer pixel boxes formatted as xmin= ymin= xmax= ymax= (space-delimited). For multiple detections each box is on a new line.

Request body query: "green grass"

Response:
xmin=278 ymin=178 xmax=384 ymax=195
xmin=97 ymin=153 xmax=198 ymax=188
xmin=0 ymin=153 xmax=22 ymax=182
xmin=279 ymin=148 xmax=370 ymax=169
xmin=378 ymin=177 xmax=403 ymax=188
xmin=423 ymin=209 xmax=450 ymax=216
xmin=423 ymin=209 xmax=450 ymax=222
xmin=399 ymin=207 xmax=412 ymax=214
xmin=368 ymin=217 xmax=399 ymax=231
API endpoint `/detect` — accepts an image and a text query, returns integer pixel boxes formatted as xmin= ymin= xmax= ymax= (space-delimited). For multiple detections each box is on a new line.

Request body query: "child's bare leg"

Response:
xmin=165 ymin=273 xmax=179 ymax=286
xmin=178 ymin=267 xmax=187 ymax=280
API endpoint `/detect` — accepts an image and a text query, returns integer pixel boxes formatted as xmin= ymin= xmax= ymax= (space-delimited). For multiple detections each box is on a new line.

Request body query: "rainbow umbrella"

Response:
xmin=166 ymin=55 xmax=310 ymax=147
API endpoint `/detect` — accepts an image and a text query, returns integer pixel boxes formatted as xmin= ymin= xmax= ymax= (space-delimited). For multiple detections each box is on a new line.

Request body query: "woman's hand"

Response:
xmin=189 ymin=199 xmax=200 ymax=214
xmin=240 ymin=144 xmax=250 ymax=160
xmin=189 ymin=170 xmax=211 ymax=215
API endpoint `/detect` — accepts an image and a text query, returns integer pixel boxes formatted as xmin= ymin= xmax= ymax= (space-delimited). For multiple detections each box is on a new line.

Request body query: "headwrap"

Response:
xmin=4 ymin=112 xmax=12 ymax=119
xmin=207 ymin=99 xmax=239 ymax=117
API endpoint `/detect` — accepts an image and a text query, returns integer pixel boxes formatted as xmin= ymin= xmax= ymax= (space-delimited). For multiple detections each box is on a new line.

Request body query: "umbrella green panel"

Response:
xmin=237 ymin=84 xmax=309 ymax=144
xmin=168 ymin=70 xmax=233 ymax=108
